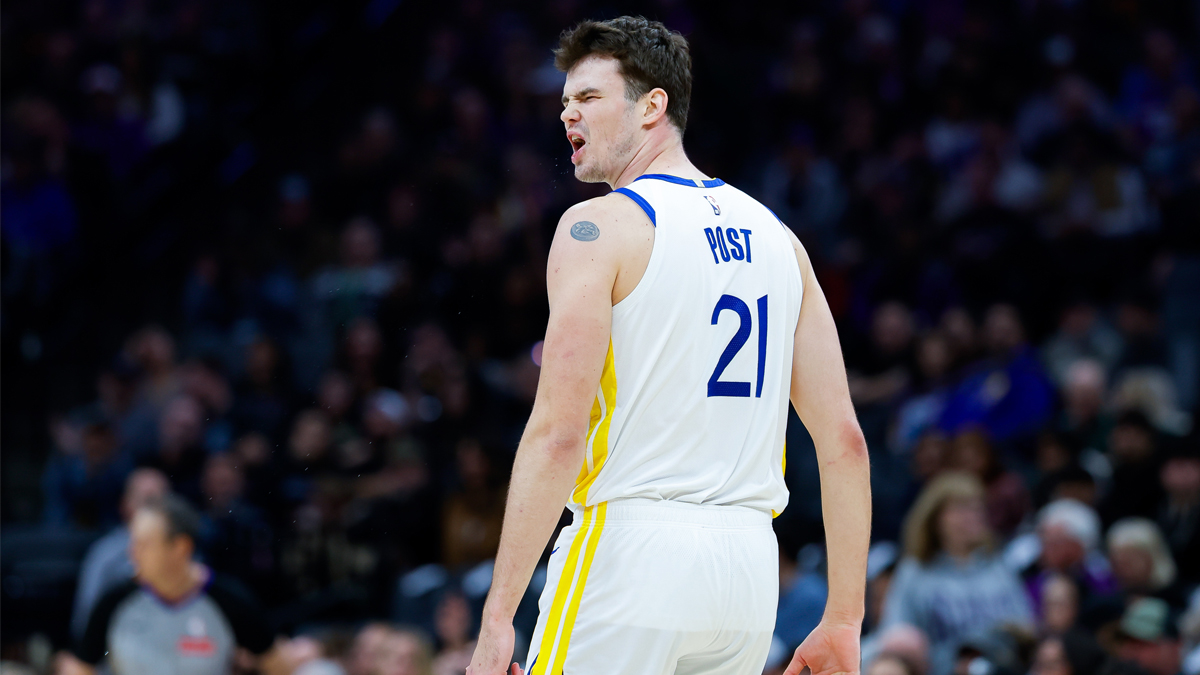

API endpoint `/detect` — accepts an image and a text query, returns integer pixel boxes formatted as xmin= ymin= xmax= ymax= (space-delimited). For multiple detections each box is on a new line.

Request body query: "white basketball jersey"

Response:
xmin=570 ymin=174 xmax=804 ymax=517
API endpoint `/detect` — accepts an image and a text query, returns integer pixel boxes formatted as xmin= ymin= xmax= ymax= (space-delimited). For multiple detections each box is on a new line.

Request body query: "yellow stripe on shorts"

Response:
xmin=530 ymin=503 xmax=606 ymax=675
xmin=532 ymin=340 xmax=615 ymax=674
xmin=548 ymin=502 xmax=606 ymax=675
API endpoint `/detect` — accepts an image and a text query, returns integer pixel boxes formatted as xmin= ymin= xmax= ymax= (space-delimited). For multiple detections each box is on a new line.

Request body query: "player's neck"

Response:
xmin=609 ymin=134 xmax=707 ymax=189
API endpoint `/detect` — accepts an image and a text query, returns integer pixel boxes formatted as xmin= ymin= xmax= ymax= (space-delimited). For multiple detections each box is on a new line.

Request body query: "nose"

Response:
xmin=561 ymin=104 xmax=579 ymax=125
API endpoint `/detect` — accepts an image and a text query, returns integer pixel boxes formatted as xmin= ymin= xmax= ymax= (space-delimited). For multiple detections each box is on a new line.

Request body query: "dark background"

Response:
xmin=2 ymin=0 xmax=1199 ymax=673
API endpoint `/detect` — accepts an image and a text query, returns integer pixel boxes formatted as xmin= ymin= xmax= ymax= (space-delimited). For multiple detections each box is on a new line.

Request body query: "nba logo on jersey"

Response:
xmin=704 ymin=195 xmax=720 ymax=215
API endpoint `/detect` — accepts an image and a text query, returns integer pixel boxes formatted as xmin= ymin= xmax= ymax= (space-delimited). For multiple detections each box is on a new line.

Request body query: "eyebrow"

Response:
xmin=562 ymin=87 xmax=600 ymax=106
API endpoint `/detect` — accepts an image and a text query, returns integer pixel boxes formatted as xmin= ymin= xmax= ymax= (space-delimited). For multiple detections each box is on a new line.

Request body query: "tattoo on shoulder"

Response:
xmin=570 ymin=220 xmax=600 ymax=242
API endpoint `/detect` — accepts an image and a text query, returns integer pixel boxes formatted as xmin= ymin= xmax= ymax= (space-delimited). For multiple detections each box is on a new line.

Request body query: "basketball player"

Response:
xmin=467 ymin=17 xmax=870 ymax=675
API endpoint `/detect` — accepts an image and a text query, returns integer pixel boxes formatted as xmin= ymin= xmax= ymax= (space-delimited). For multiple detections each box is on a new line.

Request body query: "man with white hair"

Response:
xmin=1024 ymin=498 xmax=1119 ymax=615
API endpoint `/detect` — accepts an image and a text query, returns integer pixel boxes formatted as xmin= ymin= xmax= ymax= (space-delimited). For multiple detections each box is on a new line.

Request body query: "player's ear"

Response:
xmin=642 ymin=88 xmax=670 ymax=127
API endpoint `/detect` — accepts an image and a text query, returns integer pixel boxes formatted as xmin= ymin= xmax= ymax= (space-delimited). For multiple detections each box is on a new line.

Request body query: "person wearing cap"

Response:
xmin=1114 ymin=597 xmax=1182 ymax=675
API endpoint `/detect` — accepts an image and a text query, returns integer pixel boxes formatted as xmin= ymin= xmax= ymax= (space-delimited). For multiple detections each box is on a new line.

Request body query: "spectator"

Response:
xmin=430 ymin=592 xmax=474 ymax=675
xmin=341 ymin=317 xmax=395 ymax=398
xmin=312 ymin=218 xmax=402 ymax=332
xmin=70 ymin=468 xmax=169 ymax=640
xmin=1113 ymin=598 xmax=1183 ymax=675
xmin=70 ymin=63 xmax=149 ymax=181
xmin=1024 ymin=499 xmax=1118 ymax=618
xmin=41 ymin=418 xmax=132 ymax=529
xmin=145 ymin=394 xmax=209 ymax=502
xmin=892 ymin=333 xmax=956 ymax=455
xmin=1057 ymin=360 xmax=1115 ymax=456
xmin=126 ymin=325 xmax=183 ymax=415
xmin=57 ymin=495 xmax=275 ymax=674
xmin=1042 ymin=304 xmax=1123 ymax=387
xmin=1158 ymin=441 xmax=1200 ymax=584
xmin=848 ymin=301 xmax=916 ymax=408
xmin=441 ymin=439 xmax=505 ymax=570
xmin=939 ymin=305 xmax=1056 ymax=443
xmin=1029 ymin=630 xmax=1109 ymax=675
xmin=1041 ymin=574 xmax=1081 ymax=636
xmin=376 ymin=628 xmax=433 ymax=675
xmin=866 ymin=653 xmax=921 ymax=675
xmin=881 ymin=473 xmax=1034 ymax=675
xmin=0 ymin=131 xmax=78 ymax=303
xmin=775 ymin=544 xmax=829 ymax=653
xmin=861 ymin=624 xmax=931 ymax=675
xmin=232 ymin=337 xmax=294 ymax=442
xmin=938 ymin=309 xmax=982 ymax=375
xmin=865 ymin=542 xmax=899 ymax=634
xmin=1107 ymin=518 xmax=1182 ymax=607
xmin=198 ymin=453 xmax=276 ymax=597
xmin=944 ymin=427 xmax=1031 ymax=538
xmin=1118 ymin=29 xmax=1199 ymax=147
xmin=1037 ymin=464 xmax=1101 ymax=512
xmin=346 ymin=623 xmax=395 ymax=675
xmin=1100 ymin=411 xmax=1166 ymax=526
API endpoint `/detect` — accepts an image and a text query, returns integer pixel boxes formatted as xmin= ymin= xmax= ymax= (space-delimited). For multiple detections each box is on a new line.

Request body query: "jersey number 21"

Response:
xmin=709 ymin=294 xmax=768 ymax=398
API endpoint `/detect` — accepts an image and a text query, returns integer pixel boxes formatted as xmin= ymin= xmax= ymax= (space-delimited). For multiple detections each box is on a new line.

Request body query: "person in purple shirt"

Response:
xmin=1023 ymin=499 xmax=1119 ymax=620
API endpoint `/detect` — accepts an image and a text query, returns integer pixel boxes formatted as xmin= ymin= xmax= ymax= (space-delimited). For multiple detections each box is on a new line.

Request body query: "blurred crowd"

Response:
xmin=3 ymin=0 xmax=1200 ymax=674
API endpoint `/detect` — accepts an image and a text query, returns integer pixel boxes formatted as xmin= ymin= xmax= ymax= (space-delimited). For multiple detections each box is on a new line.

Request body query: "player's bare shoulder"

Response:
xmin=550 ymin=193 xmax=655 ymax=304
xmin=554 ymin=193 xmax=653 ymax=247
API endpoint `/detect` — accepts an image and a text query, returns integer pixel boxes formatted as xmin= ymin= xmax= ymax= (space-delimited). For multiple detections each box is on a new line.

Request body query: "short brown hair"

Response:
xmin=554 ymin=16 xmax=692 ymax=134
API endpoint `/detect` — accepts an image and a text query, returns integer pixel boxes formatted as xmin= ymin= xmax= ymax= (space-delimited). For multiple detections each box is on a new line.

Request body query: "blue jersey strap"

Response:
xmin=611 ymin=187 xmax=656 ymax=226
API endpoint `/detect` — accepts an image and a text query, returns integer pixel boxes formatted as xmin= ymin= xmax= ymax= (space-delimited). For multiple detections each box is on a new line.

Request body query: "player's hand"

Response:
xmin=784 ymin=620 xmax=861 ymax=675
xmin=466 ymin=615 xmax=522 ymax=675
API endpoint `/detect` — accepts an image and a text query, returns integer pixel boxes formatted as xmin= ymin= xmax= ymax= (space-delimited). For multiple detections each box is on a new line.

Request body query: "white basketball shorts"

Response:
xmin=526 ymin=499 xmax=778 ymax=675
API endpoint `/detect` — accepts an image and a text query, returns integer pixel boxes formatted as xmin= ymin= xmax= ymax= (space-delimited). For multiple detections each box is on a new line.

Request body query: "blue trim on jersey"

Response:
xmin=612 ymin=187 xmax=656 ymax=226
xmin=634 ymin=173 xmax=726 ymax=188
xmin=764 ymin=205 xmax=787 ymax=227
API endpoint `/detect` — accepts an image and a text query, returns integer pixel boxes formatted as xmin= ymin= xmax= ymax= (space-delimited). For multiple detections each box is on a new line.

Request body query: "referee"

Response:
xmin=55 ymin=495 xmax=277 ymax=675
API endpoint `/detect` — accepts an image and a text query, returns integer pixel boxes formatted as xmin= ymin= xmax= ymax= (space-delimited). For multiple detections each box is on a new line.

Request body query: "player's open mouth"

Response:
xmin=568 ymin=132 xmax=586 ymax=161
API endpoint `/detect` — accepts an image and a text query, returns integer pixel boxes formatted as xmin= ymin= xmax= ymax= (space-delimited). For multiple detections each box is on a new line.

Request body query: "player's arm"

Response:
xmin=469 ymin=198 xmax=624 ymax=675
xmin=785 ymin=231 xmax=871 ymax=675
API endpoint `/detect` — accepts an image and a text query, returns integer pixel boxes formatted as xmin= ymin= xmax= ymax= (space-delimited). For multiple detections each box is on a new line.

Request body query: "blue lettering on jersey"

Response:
xmin=703 ymin=227 xmax=754 ymax=264
xmin=715 ymin=227 xmax=732 ymax=262
xmin=704 ymin=228 xmax=720 ymax=264
xmin=727 ymin=228 xmax=745 ymax=260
